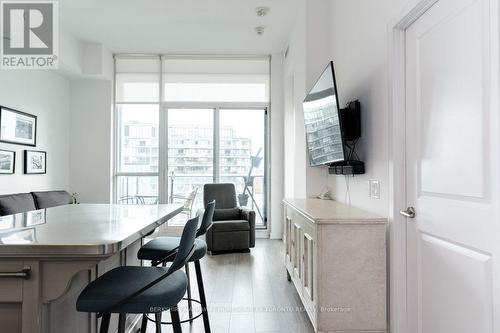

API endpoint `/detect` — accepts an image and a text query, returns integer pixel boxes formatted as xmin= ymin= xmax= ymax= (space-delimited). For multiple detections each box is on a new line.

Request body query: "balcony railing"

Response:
xmin=116 ymin=174 xmax=265 ymax=227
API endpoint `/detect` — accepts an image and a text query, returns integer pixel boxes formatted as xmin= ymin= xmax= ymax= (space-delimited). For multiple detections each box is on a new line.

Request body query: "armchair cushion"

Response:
xmin=0 ymin=193 xmax=37 ymax=216
xmin=210 ymin=220 xmax=251 ymax=232
xmin=213 ymin=208 xmax=240 ymax=221
xmin=31 ymin=190 xmax=73 ymax=209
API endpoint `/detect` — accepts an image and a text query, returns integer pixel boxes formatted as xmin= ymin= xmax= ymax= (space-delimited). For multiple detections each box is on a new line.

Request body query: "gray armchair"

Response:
xmin=203 ymin=183 xmax=255 ymax=253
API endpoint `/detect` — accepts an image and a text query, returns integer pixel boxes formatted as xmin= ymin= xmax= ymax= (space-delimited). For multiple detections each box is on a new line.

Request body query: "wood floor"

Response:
xmin=145 ymin=239 xmax=315 ymax=333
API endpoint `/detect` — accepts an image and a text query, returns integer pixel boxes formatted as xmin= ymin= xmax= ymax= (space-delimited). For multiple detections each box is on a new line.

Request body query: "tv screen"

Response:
xmin=303 ymin=61 xmax=345 ymax=166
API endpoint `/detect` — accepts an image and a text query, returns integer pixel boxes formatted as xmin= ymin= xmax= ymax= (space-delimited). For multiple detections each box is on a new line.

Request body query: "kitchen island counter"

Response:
xmin=0 ymin=203 xmax=183 ymax=333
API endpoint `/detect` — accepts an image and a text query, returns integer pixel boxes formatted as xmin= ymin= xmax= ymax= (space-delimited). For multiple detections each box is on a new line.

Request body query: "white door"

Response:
xmin=405 ymin=0 xmax=500 ymax=332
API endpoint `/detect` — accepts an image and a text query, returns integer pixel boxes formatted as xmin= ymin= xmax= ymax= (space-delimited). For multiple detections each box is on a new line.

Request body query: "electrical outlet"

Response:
xmin=369 ymin=180 xmax=380 ymax=199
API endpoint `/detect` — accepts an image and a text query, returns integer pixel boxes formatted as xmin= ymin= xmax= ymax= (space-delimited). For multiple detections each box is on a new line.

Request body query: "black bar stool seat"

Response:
xmin=77 ymin=267 xmax=187 ymax=314
xmin=138 ymin=237 xmax=207 ymax=263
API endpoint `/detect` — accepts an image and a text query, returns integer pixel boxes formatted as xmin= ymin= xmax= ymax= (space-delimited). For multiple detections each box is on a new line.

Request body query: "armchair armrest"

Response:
xmin=213 ymin=208 xmax=240 ymax=221
xmin=241 ymin=208 xmax=256 ymax=248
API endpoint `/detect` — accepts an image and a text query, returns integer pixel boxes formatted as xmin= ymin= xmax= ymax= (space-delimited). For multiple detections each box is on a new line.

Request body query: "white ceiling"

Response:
xmin=60 ymin=0 xmax=299 ymax=55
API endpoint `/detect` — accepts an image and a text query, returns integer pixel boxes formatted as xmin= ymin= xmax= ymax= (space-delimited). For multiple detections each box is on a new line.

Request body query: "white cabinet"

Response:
xmin=283 ymin=198 xmax=387 ymax=333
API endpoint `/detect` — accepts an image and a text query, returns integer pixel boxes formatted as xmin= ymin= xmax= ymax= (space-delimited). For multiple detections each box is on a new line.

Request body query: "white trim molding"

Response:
xmin=387 ymin=1 xmax=439 ymax=332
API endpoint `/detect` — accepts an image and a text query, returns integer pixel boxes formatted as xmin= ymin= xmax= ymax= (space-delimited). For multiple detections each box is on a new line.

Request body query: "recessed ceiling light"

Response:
xmin=255 ymin=7 xmax=270 ymax=17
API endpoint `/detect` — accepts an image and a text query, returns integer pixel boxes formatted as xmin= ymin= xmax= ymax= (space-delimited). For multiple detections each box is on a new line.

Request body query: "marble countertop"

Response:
xmin=0 ymin=204 xmax=183 ymax=257
xmin=283 ymin=198 xmax=387 ymax=224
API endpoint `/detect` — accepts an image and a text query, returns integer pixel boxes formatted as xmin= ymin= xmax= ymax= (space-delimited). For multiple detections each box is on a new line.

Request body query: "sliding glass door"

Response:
xmin=219 ymin=109 xmax=266 ymax=226
xmin=167 ymin=109 xmax=214 ymax=225
xmin=165 ymin=107 xmax=267 ymax=227
xmin=115 ymin=105 xmax=268 ymax=227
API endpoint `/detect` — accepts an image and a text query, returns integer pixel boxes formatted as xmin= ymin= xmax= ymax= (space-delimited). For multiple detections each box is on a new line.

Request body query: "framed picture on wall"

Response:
xmin=24 ymin=150 xmax=46 ymax=174
xmin=0 ymin=149 xmax=15 ymax=174
xmin=0 ymin=106 xmax=37 ymax=146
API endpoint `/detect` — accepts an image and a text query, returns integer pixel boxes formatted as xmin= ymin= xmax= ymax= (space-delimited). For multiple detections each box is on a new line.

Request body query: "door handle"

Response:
xmin=400 ymin=207 xmax=416 ymax=218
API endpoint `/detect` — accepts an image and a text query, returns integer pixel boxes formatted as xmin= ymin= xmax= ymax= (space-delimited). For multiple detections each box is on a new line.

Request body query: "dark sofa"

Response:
xmin=0 ymin=191 xmax=73 ymax=216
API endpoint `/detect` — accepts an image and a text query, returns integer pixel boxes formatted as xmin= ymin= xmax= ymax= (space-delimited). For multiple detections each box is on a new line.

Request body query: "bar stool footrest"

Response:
xmin=145 ymin=297 xmax=203 ymax=325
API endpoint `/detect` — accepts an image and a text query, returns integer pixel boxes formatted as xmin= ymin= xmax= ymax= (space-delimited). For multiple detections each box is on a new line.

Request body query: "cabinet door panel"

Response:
xmin=292 ymin=222 xmax=301 ymax=279
xmin=303 ymin=232 xmax=314 ymax=302
xmin=285 ymin=215 xmax=292 ymax=265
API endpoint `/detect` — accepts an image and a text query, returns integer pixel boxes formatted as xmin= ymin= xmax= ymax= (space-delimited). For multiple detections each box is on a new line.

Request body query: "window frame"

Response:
xmin=113 ymin=55 xmax=270 ymax=228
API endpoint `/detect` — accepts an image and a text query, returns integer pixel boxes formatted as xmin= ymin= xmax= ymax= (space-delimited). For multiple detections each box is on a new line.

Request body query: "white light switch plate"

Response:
xmin=369 ymin=180 xmax=380 ymax=199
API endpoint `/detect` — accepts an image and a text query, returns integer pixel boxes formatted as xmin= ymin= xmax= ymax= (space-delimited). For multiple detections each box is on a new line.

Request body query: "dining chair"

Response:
xmin=171 ymin=187 xmax=199 ymax=218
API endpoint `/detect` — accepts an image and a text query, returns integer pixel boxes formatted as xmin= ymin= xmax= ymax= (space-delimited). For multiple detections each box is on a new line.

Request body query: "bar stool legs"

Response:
xmin=155 ymin=312 xmax=162 ymax=332
xmin=99 ymin=314 xmax=111 ymax=333
xmin=170 ymin=305 xmax=182 ymax=333
xmin=140 ymin=314 xmax=148 ymax=333
xmin=194 ymin=260 xmax=211 ymax=333
xmin=117 ymin=314 xmax=126 ymax=333
xmin=185 ymin=263 xmax=194 ymax=321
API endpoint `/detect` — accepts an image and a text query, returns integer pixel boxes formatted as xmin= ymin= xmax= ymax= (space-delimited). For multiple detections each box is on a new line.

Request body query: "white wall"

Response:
xmin=304 ymin=0 xmax=332 ymax=197
xmin=69 ymin=80 xmax=112 ymax=203
xmin=58 ymin=30 xmax=113 ymax=81
xmin=0 ymin=71 xmax=71 ymax=194
xmin=283 ymin=0 xmax=308 ymax=199
xmin=0 ymin=31 xmax=113 ymax=201
xmin=283 ymin=0 xmax=332 ymax=200
xmin=0 ymin=28 xmax=114 ymax=200
xmin=283 ymin=0 xmax=414 ymax=217
xmin=269 ymin=54 xmax=285 ymax=239
xmin=326 ymin=0 xmax=411 ymax=217
xmin=59 ymin=30 xmax=84 ymax=76
xmin=0 ymin=71 xmax=113 ymax=200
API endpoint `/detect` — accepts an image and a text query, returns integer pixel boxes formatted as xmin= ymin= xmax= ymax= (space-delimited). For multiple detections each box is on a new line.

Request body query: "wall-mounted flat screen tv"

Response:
xmin=303 ymin=61 xmax=345 ymax=166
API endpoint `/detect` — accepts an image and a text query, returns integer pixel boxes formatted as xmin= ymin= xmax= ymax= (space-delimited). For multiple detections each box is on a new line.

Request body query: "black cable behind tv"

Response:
xmin=329 ymin=100 xmax=365 ymax=175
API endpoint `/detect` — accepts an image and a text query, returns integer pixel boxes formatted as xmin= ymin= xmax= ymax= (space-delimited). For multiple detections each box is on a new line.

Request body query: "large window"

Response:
xmin=115 ymin=57 xmax=160 ymax=204
xmin=114 ymin=56 xmax=269 ymax=227
xmin=117 ymin=104 xmax=159 ymax=173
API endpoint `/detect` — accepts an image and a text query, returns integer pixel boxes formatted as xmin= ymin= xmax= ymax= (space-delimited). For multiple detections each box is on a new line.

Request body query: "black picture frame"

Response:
xmin=24 ymin=150 xmax=46 ymax=174
xmin=0 ymin=106 xmax=37 ymax=147
xmin=0 ymin=149 xmax=15 ymax=174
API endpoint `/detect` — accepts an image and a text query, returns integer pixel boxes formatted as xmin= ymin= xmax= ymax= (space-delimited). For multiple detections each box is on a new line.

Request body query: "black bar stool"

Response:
xmin=137 ymin=200 xmax=215 ymax=332
xmin=76 ymin=217 xmax=200 ymax=333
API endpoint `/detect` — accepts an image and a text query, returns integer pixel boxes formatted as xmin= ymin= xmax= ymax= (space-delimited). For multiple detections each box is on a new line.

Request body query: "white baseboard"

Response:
xmin=256 ymin=229 xmax=270 ymax=239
